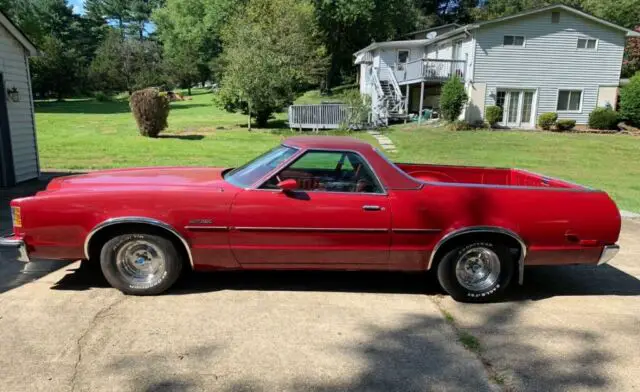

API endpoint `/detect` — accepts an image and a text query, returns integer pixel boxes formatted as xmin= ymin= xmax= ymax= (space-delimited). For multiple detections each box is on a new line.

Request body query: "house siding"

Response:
xmin=473 ymin=9 xmax=626 ymax=125
xmin=0 ymin=23 xmax=38 ymax=183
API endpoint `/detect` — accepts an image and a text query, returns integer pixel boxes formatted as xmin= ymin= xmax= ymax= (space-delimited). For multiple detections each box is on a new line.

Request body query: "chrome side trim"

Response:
xmin=0 ymin=235 xmax=30 ymax=263
xmin=597 ymin=244 xmax=619 ymax=265
xmin=392 ymin=228 xmax=442 ymax=234
xmin=234 ymin=226 xmax=389 ymax=233
xmin=427 ymin=226 xmax=528 ymax=285
xmin=184 ymin=226 xmax=229 ymax=231
xmin=83 ymin=217 xmax=195 ymax=269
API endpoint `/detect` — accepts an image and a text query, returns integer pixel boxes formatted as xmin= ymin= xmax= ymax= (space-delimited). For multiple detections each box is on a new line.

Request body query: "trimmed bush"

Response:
xmin=440 ymin=76 xmax=468 ymax=122
xmin=485 ymin=105 xmax=502 ymax=127
xmin=620 ymin=72 xmax=640 ymax=126
xmin=537 ymin=112 xmax=558 ymax=130
xmin=447 ymin=120 xmax=473 ymax=131
xmin=588 ymin=107 xmax=620 ymax=130
xmin=556 ymin=119 xmax=576 ymax=131
xmin=129 ymin=88 xmax=170 ymax=137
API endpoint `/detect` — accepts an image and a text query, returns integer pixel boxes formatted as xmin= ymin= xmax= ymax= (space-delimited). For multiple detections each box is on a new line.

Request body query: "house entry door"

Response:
xmin=499 ymin=89 xmax=535 ymax=128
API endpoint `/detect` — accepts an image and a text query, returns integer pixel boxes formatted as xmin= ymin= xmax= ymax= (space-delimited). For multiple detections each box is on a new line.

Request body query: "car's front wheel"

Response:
xmin=100 ymin=233 xmax=183 ymax=295
xmin=437 ymin=240 xmax=514 ymax=303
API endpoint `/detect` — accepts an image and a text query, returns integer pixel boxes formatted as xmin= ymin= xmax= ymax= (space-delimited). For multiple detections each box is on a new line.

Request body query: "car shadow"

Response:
xmin=49 ymin=263 xmax=640 ymax=299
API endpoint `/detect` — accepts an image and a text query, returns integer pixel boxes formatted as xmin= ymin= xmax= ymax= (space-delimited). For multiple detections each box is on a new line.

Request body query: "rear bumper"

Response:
xmin=598 ymin=244 xmax=620 ymax=265
xmin=0 ymin=234 xmax=30 ymax=263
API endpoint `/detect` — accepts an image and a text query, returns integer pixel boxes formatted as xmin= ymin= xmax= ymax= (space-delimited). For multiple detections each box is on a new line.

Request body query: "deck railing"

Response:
xmin=393 ymin=59 xmax=466 ymax=83
xmin=288 ymin=104 xmax=351 ymax=130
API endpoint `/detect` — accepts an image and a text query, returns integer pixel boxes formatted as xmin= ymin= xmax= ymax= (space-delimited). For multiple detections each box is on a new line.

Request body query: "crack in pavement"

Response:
xmin=69 ymin=295 xmax=127 ymax=392
xmin=430 ymin=296 xmax=505 ymax=392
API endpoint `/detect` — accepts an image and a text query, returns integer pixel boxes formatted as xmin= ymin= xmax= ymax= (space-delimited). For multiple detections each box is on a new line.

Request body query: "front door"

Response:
xmin=499 ymin=89 xmax=535 ymax=128
xmin=230 ymin=150 xmax=391 ymax=267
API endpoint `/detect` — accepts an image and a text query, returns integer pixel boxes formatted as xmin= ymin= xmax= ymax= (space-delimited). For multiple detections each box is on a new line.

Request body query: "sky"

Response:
xmin=69 ymin=0 xmax=85 ymax=15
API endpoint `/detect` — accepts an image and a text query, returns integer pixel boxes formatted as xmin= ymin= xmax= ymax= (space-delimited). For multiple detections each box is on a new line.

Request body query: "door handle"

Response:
xmin=362 ymin=205 xmax=383 ymax=211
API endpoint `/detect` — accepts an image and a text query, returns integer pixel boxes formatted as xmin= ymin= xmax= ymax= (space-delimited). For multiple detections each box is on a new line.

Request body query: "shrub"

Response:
xmin=129 ymin=88 xmax=170 ymax=137
xmin=440 ymin=76 xmax=468 ymax=122
xmin=94 ymin=91 xmax=111 ymax=102
xmin=447 ymin=120 xmax=473 ymax=131
xmin=555 ymin=119 xmax=576 ymax=131
xmin=340 ymin=90 xmax=371 ymax=130
xmin=537 ymin=112 xmax=558 ymax=130
xmin=485 ymin=105 xmax=502 ymax=127
xmin=588 ymin=107 xmax=620 ymax=130
xmin=620 ymin=72 xmax=640 ymax=126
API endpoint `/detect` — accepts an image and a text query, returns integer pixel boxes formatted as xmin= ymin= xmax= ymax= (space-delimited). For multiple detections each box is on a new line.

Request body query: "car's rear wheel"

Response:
xmin=100 ymin=233 xmax=183 ymax=295
xmin=437 ymin=240 xmax=514 ymax=303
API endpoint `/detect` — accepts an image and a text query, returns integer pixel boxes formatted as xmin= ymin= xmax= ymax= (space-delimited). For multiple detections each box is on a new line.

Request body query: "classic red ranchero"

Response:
xmin=0 ymin=137 xmax=621 ymax=302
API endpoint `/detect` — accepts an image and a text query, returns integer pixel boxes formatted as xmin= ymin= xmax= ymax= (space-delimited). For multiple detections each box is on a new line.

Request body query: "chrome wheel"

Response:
xmin=455 ymin=247 xmax=501 ymax=292
xmin=115 ymin=240 xmax=167 ymax=288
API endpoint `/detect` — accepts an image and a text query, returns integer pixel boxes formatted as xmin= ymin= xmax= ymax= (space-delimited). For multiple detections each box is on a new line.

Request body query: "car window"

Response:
xmin=261 ymin=150 xmax=383 ymax=194
xmin=224 ymin=146 xmax=298 ymax=188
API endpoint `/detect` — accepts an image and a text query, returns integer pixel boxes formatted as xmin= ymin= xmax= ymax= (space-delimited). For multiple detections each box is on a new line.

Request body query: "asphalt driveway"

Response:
xmin=0 ymin=179 xmax=639 ymax=391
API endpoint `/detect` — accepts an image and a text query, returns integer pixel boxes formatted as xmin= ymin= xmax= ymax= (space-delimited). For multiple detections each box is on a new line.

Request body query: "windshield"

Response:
xmin=224 ymin=145 xmax=298 ymax=188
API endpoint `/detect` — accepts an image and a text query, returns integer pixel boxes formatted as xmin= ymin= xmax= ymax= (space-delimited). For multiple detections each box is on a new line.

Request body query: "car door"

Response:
xmin=229 ymin=150 xmax=391 ymax=267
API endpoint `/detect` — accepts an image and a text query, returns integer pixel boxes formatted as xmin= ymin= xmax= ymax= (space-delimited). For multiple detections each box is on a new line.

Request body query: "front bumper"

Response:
xmin=598 ymin=244 xmax=620 ymax=265
xmin=0 ymin=234 xmax=30 ymax=263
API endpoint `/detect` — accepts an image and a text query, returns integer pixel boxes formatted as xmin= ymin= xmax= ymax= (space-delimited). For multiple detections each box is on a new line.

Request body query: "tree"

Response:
xmin=474 ymin=0 xmax=583 ymax=21
xmin=30 ymin=36 xmax=82 ymax=99
xmin=623 ymin=27 xmax=640 ymax=78
xmin=153 ymin=0 xmax=243 ymax=88
xmin=85 ymin=0 xmax=164 ymax=40
xmin=217 ymin=0 xmax=327 ymax=127
xmin=90 ymin=30 xmax=165 ymax=94
xmin=314 ymin=0 xmax=419 ymax=90
xmin=581 ymin=0 xmax=640 ymax=30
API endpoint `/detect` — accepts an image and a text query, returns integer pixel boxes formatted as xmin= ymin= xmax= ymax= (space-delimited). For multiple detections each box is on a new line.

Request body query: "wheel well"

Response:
xmin=429 ymin=232 xmax=523 ymax=272
xmin=86 ymin=223 xmax=192 ymax=270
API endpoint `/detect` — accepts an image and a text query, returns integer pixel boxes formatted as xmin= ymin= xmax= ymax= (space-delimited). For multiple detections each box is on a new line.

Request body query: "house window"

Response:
xmin=577 ymin=39 xmax=597 ymax=49
xmin=551 ymin=12 xmax=560 ymax=23
xmin=557 ymin=90 xmax=582 ymax=111
xmin=496 ymin=91 xmax=506 ymax=109
xmin=397 ymin=50 xmax=409 ymax=64
xmin=503 ymin=35 xmax=525 ymax=46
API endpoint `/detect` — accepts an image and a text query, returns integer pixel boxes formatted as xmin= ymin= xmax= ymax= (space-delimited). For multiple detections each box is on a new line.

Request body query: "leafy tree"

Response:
xmin=217 ymin=0 xmax=327 ymax=127
xmin=314 ymin=0 xmax=418 ymax=90
xmin=90 ymin=30 xmax=165 ymax=94
xmin=474 ymin=0 xmax=583 ymax=21
xmin=30 ymin=36 xmax=82 ymax=99
xmin=153 ymin=0 xmax=243 ymax=87
xmin=623 ymin=27 xmax=640 ymax=78
xmin=581 ymin=0 xmax=640 ymax=30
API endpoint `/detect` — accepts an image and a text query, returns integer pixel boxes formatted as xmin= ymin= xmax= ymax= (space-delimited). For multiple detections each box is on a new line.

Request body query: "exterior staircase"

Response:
xmin=372 ymin=70 xmax=408 ymax=125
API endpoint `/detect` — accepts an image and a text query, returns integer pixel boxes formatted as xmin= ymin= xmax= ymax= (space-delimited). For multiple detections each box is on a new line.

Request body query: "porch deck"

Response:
xmin=394 ymin=59 xmax=466 ymax=85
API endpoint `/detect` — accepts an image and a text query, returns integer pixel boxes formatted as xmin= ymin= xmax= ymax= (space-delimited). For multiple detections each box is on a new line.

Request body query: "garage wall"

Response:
xmin=0 ymin=23 xmax=38 ymax=184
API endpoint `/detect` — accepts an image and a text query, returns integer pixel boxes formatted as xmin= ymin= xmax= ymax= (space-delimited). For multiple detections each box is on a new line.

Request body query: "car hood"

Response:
xmin=46 ymin=167 xmax=231 ymax=190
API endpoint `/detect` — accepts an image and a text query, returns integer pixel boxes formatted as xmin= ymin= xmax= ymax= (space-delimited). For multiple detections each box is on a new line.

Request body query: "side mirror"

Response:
xmin=277 ymin=179 xmax=298 ymax=192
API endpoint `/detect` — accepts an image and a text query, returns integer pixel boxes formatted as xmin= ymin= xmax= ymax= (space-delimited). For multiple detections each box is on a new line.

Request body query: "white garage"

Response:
xmin=0 ymin=11 xmax=38 ymax=187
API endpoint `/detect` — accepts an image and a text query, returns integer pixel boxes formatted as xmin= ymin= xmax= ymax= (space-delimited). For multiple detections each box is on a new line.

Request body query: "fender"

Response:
xmin=428 ymin=225 xmax=528 ymax=285
xmin=83 ymin=216 xmax=194 ymax=268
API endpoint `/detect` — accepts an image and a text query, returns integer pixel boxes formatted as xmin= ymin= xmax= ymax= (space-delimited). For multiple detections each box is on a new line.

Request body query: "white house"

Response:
xmin=0 ymin=11 xmax=39 ymax=187
xmin=354 ymin=5 xmax=640 ymax=128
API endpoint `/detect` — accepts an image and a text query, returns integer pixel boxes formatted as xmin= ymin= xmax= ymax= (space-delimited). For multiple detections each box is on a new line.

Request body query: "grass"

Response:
xmin=35 ymin=89 xmax=374 ymax=170
xmin=382 ymin=124 xmax=640 ymax=211
xmin=34 ymin=89 xmax=640 ymax=211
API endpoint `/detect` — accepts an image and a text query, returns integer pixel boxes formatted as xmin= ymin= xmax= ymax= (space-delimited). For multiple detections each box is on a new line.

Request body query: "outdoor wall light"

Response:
xmin=7 ymin=86 xmax=20 ymax=102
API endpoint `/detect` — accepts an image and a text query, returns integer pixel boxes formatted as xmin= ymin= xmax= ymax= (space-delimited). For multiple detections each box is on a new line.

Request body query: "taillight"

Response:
xmin=11 ymin=206 xmax=22 ymax=228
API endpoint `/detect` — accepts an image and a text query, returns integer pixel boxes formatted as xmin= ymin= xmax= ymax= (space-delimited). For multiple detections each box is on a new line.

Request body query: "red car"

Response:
xmin=0 ymin=137 xmax=621 ymax=302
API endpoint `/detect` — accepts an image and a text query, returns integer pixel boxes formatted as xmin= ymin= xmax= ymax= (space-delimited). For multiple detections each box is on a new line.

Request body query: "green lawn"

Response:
xmin=383 ymin=124 xmax=640 ymax=211
xmin=34 ymin=90 xmax=640 ymax=211
xmin=35 ymin=89 xmax=367 ymax=170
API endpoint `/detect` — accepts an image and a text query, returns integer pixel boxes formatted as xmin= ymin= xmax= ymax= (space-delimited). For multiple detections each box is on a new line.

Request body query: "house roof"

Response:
xmin=403 ymin=23 xmax=461 ymax=39
xmin=354 ymin=4 xmax=640 ymax=56
xmin=0 ymin=10 xmax=38 ymax=56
